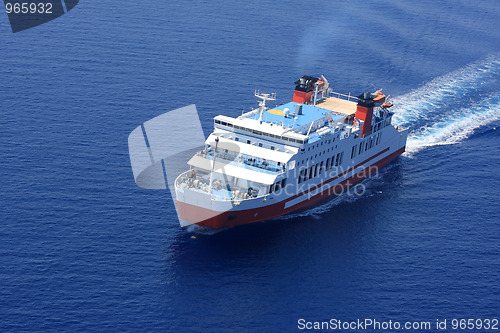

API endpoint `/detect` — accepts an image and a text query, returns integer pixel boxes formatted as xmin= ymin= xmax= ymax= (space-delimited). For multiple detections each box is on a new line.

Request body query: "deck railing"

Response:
xmin=197 ymin=150 xmax=285 ymax=174
xmin=329 ymin=91 xmax=359 ymax=102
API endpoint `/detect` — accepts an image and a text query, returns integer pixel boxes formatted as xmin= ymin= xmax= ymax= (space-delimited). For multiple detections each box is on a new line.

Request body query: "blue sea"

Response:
xmin=1 ymin=1 xmax=499 ymax=332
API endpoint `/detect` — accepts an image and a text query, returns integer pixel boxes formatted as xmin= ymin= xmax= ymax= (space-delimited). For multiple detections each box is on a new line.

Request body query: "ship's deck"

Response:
xmin=247 ymin=96 xmax=357 ymax=130
xmin=315 ymin=96 xmax=357 ymax=116
xmin=252 ymin=102 xmax=345 ymax=130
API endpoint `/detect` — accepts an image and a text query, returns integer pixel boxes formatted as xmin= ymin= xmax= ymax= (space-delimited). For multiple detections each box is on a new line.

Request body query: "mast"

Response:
xmin=255 ymin=91 xmax=276 ymax=123
xmin=208 ymin=137 xmax=219 ymax=195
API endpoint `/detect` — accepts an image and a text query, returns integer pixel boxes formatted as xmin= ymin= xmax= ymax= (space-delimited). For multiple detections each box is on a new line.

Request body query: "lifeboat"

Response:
xmin=373 ymin=91 xmax=386 ymax=104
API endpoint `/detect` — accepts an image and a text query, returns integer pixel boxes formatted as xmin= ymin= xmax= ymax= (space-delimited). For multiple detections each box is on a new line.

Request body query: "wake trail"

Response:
xmin=392 ymin=54 xmax=500 ymax=155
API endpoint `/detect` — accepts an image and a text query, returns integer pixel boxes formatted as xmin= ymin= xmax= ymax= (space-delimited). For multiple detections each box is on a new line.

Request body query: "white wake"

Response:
xmin=392 ymin=54 xmax=500 ymax=155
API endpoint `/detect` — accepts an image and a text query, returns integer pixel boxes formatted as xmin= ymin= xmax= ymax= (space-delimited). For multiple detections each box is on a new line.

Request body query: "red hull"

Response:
xmin=177 ymin=146 xmax=405 ymax=229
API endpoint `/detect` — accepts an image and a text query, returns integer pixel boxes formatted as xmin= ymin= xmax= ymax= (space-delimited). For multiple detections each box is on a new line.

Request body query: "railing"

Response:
xmin=329 ymin=91 xmax=359 ymax=102
xmin=198 ymin=150 xmax=285 ymax=174
xmin=175 ymin=170 xmax=268 ymax=202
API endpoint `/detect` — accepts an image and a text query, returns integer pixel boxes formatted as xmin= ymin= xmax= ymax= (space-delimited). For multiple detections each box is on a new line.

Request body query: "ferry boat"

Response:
xmin=174 ymin=76 xmax=408 ymax=229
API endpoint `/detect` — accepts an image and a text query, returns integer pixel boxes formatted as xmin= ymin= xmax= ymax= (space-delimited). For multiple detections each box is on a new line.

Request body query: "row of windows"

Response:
xmin=214 ymin=119 xmax=305 ymax=144
xmin=234 ymin=137 xmax=276 ymax=150
xmin=295 ymin=136 xmax=338 ymax=167
xmin=351 ymin=132 xmax=383 ymax=158
xmin=269 ymin=178 xmax=287 ymax=194
xmin=306 ymin=137 xmax=336 ymax=151
xmin=297 ymin=151 xmax=344 ymax=184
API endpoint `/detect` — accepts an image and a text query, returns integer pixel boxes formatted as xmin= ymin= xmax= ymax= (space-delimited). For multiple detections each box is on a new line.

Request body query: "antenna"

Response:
xmin=255 ymin=91 xmax=276 ymax=123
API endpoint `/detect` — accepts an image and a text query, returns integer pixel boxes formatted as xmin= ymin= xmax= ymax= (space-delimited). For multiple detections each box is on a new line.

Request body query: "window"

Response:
xmin=258 ymin=143 xmax=263 ymax=147
xmin=281 ymin=179 xmax=287 ymax=188
xmin=339 ymin=152 xmax=344 ymax=165
xmin=235 ymin=137 xmax=239 ymax=142
xmin=326 ymin=157 xmax=331 ymax=169
xmin=351 ymin=145 xmax=357 ymax=158
xmin=335 ymin=153 xmax=340 ymax=166
xmin=313 ymin=164 xmax=318 ymax=178
xmin=319 ymin=161 xmax=324 ymax=174
xmin=271 ymin=146 xmax=275 ymax=150
xmin=247 ymin=140 xmax=251 ymax=144
xmin=309 ymin=166 xmax=314 ymax=179
xmin=359 ymin=142 xmax=363 ymax=155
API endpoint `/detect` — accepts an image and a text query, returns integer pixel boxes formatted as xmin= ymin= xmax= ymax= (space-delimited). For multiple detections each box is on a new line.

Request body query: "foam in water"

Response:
xmin=406 ymin=93 xmax=500 ymax=154
xmin=392 ymin=54 xmax=500 ymax=155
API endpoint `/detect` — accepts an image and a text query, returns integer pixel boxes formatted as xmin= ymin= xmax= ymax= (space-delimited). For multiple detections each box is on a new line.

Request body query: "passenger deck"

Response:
xmin=316 ymin=96 xmax=357 ymax=116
